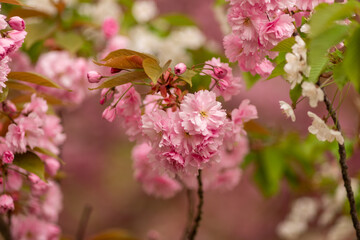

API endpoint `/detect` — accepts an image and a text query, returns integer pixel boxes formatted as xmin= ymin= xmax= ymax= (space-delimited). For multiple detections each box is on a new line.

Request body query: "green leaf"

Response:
xmin=267 ymin=61 xmax=286 ymax=80
xmin=24 ymin=21 xmax=56 ymax=48
xmin=214 ymin=0 xmax=227 ymax=6
xmin=13 ymin=152 xmax=46 ymax=181
xmin=310 ymin=1 xmax=360 ymax=38
xmin=143 ymin=58 xmax=163 ymax=84
xmin=159 ymin=14 xmax=195 ymax=26
xmin=55 ymin=31 xmax=84 ymax=54
xmin=343 ymin=26 xmax=360 ymax=92
xmin=8 ymin=72 xmax=64 ymax=89
xmin=290 ymin=84 xmax=302 ymax=107
xmin=33 ymin=147 xmax=64 ymax=165
xmin=308 ymin=24 xmax=350 ymax=83
xmin=242 ymin=72 xmax=261 ymax=89
xmin=271 ymin=37 xmax=296 ymax=52
xmin=89 ymin=71 xmax=149 ymax=90
xmin=6 ymin=80 xmax=36 ymax=92
xmin=102 ymin=49 xmax=157 ymax=62
xmin=179 ymin=69 xmax=196 ymax=87
xmin=0 ymin=87 xmax=8 ymax=102
xmin=333 ymin=63 xmax=348 ymax=89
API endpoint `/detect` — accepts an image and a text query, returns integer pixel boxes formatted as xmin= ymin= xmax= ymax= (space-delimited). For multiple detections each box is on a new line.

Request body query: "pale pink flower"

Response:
xmin=45 ymin=157 xmax=60 ymax=177
xmin=254 ymin=59 xmax=274 ymax=77
xmin=232 ymin=99 xmax=258 ymax=126
xmin=7 ymin=30 xmax=27 ymax=50
xmin=102 ymin=106 xmax=116 ymax=122
xmin=142 ymin=175 xmax=182 ymax=199
xmin=22 ymin=94 xmax=48 ymax=115
xmin=142 ymin=109 xmax=172 ymax=146
xmin=296 ymin=0 xmax=334 ymax=10
xmin=223 ymin=34 xmax=243 ymax=63
xmin=179 ymin=90 xmax=227 ymax=136
xmin=0 ymin=57 xmax=11 ymax=92
xmin=0 ymin=194 xmax=14 ymax=213
xmin=42 ymin=181 xmax=62 ymax=222
xmin=259 ymin=14 xmax=295 ymax=49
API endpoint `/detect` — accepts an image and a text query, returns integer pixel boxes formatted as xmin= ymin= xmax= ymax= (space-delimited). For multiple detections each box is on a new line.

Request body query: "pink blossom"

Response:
xmin=214 ymin=67 xmax=228 ymax=79
xmin=22 ymin=94 xmax=48 ymax=115
xmin=7 ymin=30 xmax=27 ymax=50
xmin=0 ymin=57 xmax=10 ymax=92
xmin=259 ymin=14 xmax=295 ymax=49
xmin=0 ymin=15 xmax=7 ymax=30
xmin=8 ymin=16 xmax=25 ymax=31
xmin=11 ymin=215 xmax=61 ymax=240
xmin=142 ymin=109 xmax=172 ymax=146
xmin=255 ymin=59 xmax=274 ymax=77
xmin=102 ymin=106 xmax=116 ymax=122
xmin=45 ymin=157 xmax=60 ymax=177
xmin=2 ymin=150 xmax=14 ymax=164
xmin=102 ymin=17 xmax=119 ymax=39
xmin=42 ymin=181 xmax=62 ymax=222
xmin=223 ymin=34 xmax=243 ymax=63
xmin=179 ymin=90 xmax=227 ymax=136
xmin=0 ymin=194 xmax=14 ymax=213
xmin=231 ymin=99 xmax=258 ymax=126
xmin=296 ymin=0 xmax=334 ymax=10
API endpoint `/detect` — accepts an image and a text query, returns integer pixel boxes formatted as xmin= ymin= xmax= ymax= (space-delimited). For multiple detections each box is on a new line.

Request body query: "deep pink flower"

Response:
xmin=2 ymin=150 xmax=14 ymax=164
xmin=102 ymin=17 xmax=119 ymax=39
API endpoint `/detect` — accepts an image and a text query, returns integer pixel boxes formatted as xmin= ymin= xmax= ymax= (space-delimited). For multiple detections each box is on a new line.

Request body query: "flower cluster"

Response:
xmin=224 ymin=0 xmax=334 ymax=76
xmin=0 ymin=94 xmax=65 ymax=239
xmin=0 ymin=9 xmax=26 ymax=93
xmin=89 ymin=51 xmax=257 ymax=198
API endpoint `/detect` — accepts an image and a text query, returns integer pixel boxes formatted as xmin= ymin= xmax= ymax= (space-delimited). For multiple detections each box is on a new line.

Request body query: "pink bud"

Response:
xmin=3 ymin=100 xmax=17 ymax=113
xmin=110 ymin=68 xmax=122 ymax=74
xmin=102 ymin=17 xmax=119 ymax=39
xmin=8 ymin=16 xmax=25 ymax=31
xmin=214 ymin=67 xmax=228 ymax=79
xmin=87 ymin=71 xmax=102 ymax=83
xmin=2 ymin=151 xmax=14 ymax=164
xmin=0 ymin=194 xmax=14 ymax=214
xmin=102 ymin=106 xmax=116 ymax=122
xmin=174 ymin=63 xmax=187 ymax=75
xmin=99 ymin=97 xmax=106 ymax=105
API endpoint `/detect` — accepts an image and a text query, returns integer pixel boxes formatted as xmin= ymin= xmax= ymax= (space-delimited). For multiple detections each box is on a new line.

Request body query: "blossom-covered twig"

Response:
xmin=188 ymin=170 xmax=204 ymax=240
xmin=318 ymin=82 xmax=360 ymax=239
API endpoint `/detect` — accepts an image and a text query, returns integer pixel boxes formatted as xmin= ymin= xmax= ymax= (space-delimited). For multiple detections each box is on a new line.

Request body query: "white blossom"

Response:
xmin=307 ymin=111 xmax=344 ymax=145
xmin=300 ymin=24 xmax=311 ymax=34
xmin=279 ymin=101 xmax=296 ymax=122
xmin=132 ymin=0 xmax=158 ymax=23
xmin=301 ymin=82 xmax=324 ymax=108
xmin=284 ymin=36 xmax=310 ymax=89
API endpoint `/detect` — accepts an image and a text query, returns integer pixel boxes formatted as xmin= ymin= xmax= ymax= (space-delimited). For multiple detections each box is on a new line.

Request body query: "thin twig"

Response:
xmin=182 ymin=189 xmax=195 ymax=240
xmin=0 ymin=216 xmax=11 ymax=240
xmin=317 ymin=82 xmax=360 ymax=239
xmin=76 ymin=204 xmax=93 ymax=240
xmin=188 ymin=170 xmax=204 ymax=240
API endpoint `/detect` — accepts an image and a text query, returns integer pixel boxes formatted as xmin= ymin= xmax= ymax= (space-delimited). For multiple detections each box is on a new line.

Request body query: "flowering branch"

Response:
xmin=188 ymin=170 xmax=204 ymax=240
xmin=318 ymin=82 xmax=360 ymax=239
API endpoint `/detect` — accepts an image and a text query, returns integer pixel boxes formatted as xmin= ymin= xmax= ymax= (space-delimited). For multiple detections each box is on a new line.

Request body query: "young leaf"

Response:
xmin=6 ymin=80 xmax=36 ymax=92
xmin=89 ymin=71 xmax=149 ymax=90
xmin=143 ymin=58 xmax=163 ymax=84
xmin=102 ymin=49 xmax=157 ymax=62
xmin=270 ymin=37 xmax=296 ymax=52
xmin=13 ymin=152 xmax=46 ymax=181
xmin=0 ymin=87 xmax=8 ymax=102
xmin=95 ymin=55 xmax=144 ymax=69
xmin=308 ymin=24 xmax=349 ymax=83
xmin=333 ymin=63 xmax=348 ymax=89
xmin=90 ymin=229 xmax=138 ymax=240
xmin=267 ymin=61 xmax=286 ymax=80
xmin=0 ymin=0 xmax=22 ymax=5
xmin=8 ymin=8 xmax=49 ymax=18
xmin=8 ymin=72 xmax=64 ymax=89
xmin=343 ymin=26 xmax=360 ymax=92
xmin=55 ymin=31 xmax=84 ymax=54
xmin=290 ymin=84 xmax=302 ymax=107
xmin=179 ymin=69 xmax=196 ymax=87
xmin=242 ymin=72 xmax=261 ymax=89
xmin=33 ymin=147 xmax=64 ymax=165
xmin=310 ymin=1 xmax=360 ymax=37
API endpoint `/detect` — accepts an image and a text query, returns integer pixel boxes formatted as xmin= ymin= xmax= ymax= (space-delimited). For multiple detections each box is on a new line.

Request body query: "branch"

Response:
xmin=76 ymin=204 xmax=93 ymax=240
xmin=181 ymin=188 xmax=195 ymax=240
xmin=0 ymin=216 xmax=12 ymax=240
xmin=188 ymin=170 xmax=204 ymax=240
xmin=319 ymin=83 xmax=360 ymax=239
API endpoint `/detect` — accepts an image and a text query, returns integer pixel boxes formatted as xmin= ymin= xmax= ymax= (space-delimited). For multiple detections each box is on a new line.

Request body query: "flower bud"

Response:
xmin=8 ymin=16 xmax=25 ymax=31
xmin=3 ymin=100 xmax=17 ymax=113
xmin=110 ymin=68 xmax=122 ymax=74
xmin=2 ymin=151 xmax=14 ymax=164
xmin=102 ymin=106 xmax=116 ymax=122
xmin=87 ymin=71 xmax=102 ymax=83
xmin=0 ymin=194 xmax=14 ymax=214
xmin=102 ymin=17 xmax=119 ymax=39
xmin=214 ymin=67 xmax=228 ymax=79
xmin=174 ymin=63 xmax=186 ymax=75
